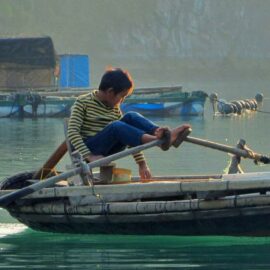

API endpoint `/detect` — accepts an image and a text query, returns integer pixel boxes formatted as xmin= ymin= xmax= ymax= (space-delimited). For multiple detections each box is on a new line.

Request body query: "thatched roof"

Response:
xmin=0 ymin=36 xmax=56 ymax=68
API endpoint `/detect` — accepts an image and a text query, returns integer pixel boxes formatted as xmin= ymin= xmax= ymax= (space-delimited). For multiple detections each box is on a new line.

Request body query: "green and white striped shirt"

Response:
xmin=68 ymin=90 xmax=145 ymax=163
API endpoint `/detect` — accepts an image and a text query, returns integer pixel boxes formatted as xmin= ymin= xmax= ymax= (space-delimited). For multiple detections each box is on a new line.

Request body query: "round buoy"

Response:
xmin=230 ymin=103 xmax=238 ymax=114
xmin=255 ymin=93 xmax=263 ymax=103
xmin=217 ymin=99 xmax=226 ymax=113
xmin=218 ymin=100 xmax=234 ymax=114
xmin=247 ymin=99 xmax=255 ymax=110
xmin=238 ymin=100 xmax=247 ymax=109
xmin=246 ymin=99 xmax=257 ymax=110
xmin=250 ymin=99 xmax=258 ymax=110
xmin=243 ymin=99 xmax=251 ymax=110
xmin=223 ymin=103 xmax=234 ymax=114
xmin=231 ymin=101 xmax=242 ymax=114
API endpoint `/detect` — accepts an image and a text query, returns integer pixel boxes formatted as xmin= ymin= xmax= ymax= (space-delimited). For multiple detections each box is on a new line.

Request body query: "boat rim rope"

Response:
xmin=80 ymin=161 xmax=107 ymax=213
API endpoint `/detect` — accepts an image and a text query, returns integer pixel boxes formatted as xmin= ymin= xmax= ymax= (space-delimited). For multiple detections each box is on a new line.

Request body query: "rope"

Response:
xmin=244 ymin=147 xmax=256 ymax=160
xmin=242 ymin=145 xmax=270 ymax=165
xmin=88 ymin=173 xmax=108 ymax=215
xmin=257 ymin=109 xmax=270 ymax=114
xmin=79 ymin=161 xmax=107 ymax=212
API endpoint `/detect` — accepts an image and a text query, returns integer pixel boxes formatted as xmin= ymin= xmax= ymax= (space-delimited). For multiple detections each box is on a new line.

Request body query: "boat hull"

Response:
xmin=0 ymin=97 xmax=73 ymax=117
xmin=120 ymin=100 xmax=205 ymax=116
xmin=6 ymin=206 xmax=270 ymax=236
xmin=2 ymin=171 xmax=270 ymax=236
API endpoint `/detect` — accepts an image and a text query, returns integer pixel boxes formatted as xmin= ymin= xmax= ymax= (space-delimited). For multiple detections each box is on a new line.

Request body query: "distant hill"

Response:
xmin=1 ymin=0 xmax=270 ymax=85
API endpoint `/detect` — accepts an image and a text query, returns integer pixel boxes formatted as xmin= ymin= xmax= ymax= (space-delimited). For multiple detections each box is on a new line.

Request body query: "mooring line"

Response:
xmin=257 ymin=110 xmax=270 ymax=114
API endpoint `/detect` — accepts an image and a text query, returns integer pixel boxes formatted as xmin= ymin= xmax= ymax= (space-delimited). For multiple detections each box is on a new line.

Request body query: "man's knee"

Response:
xmin=122 ymin=111 xmax=142 ymax=122
xmin=111 ymin=120 xmax=126 ymax=131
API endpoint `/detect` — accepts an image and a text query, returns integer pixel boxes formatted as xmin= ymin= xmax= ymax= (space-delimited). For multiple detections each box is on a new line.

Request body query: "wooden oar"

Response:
xmin=174 ymin=127 xmax=269 ymax=163
xmin=184 ymin=134 xmax=270 ymax=164
xmin=33 ymin=141 xmax=67 ymax=179
xmin=0 ymin=138 xmax=164 ymax=207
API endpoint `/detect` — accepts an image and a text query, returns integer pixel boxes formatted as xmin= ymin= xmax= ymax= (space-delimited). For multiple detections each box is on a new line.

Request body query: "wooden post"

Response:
xmin=228 ymin=139 xmax=245 ymax=174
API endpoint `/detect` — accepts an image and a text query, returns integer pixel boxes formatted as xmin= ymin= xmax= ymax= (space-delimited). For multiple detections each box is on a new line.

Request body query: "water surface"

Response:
xmin=0 ymin=99 xmax=270 ymax=269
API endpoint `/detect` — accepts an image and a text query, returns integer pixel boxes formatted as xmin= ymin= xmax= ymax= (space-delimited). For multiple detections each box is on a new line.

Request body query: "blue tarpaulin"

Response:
xmin=59 ymin=54 xmax=89 ymax=88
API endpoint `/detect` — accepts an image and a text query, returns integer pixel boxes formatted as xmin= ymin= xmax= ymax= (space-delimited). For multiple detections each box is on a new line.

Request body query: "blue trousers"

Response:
xmin=84 ymin=112 xmax=158 ymax=156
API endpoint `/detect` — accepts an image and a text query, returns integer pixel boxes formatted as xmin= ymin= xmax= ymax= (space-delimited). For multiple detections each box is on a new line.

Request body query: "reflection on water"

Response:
xmin=1 ymin=229 xmax=270 ymax=269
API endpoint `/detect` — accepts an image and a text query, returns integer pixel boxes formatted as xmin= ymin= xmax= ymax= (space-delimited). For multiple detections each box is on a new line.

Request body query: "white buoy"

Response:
xmin=255 ymin=93 xmax=263 ymax=103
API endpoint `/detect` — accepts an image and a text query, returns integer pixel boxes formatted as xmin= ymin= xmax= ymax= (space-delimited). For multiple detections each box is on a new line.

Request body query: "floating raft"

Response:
xmin=0 ymin=87 xmax=208 ymax=117
xmin=1 ymin=171 xmax=270 ymax=235
xmin=209 ymin=93 xmax=264 ymax=116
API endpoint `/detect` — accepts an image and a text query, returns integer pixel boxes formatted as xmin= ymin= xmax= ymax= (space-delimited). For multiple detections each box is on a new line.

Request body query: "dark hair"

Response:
xmin=98 ymin=68 xmax=134 ymax=94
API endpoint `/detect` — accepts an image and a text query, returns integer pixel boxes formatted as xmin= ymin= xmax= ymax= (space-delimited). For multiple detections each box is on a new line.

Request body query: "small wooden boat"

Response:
xmin=1 ymin=130 xmax=270 ymax=236
xmin=2 ymin=170 xmax=270 ymax=236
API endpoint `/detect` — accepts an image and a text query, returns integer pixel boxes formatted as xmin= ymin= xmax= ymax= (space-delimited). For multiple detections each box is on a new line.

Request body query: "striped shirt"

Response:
xmin=67 ymin=90 xmax=145 ymax=163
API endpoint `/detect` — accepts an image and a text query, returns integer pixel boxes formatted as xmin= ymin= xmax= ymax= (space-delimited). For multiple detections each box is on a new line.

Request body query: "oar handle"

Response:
xmin=185 ymin=136 xmax=269 ymax=163
xmin=87 ymin=139 xmax=162 ymax=170
xmin=0 ymin=167 xmax=82 ymax=207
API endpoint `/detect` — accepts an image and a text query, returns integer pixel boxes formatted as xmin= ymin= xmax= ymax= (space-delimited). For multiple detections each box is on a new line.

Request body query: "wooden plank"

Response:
xmin=223 ymin=171 xmax=270 ymax=181
xmin=10 ymin=193 xmax=270 ymax=215
xmin=37 ymin=86 xmax=182 ymax=98
xmin=33 ymin=141 xmax=67 ymax=179
xmin=10 ymin=202 xmax=270 ymax=227
xmin=2 ymin=173 xmax=270 ymax=202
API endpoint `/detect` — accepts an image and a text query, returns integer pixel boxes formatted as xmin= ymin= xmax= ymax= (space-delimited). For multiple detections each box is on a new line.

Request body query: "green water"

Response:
xmin=0 ymin=100 xmax=270 ymax=269
xmin=1 ymin=230 xmax=270 ymax=269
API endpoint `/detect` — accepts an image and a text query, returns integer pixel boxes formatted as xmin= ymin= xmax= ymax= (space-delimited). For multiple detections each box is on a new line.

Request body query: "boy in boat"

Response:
xmin=68 ymin=68 xmax=191 ymax=179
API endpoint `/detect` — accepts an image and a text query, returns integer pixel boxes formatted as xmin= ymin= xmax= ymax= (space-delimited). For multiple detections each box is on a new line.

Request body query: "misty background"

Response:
xmin=1 ymin=0 xmax=270 ymax=99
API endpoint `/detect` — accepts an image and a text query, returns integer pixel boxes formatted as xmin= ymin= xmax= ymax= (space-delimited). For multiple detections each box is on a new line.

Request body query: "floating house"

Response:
xmin=0 ymin=36 xmax=57 ymax=90
xmin=0 ymin=36 xmax=207 ymax=117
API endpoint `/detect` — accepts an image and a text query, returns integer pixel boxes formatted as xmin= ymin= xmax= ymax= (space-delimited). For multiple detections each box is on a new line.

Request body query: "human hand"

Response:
xmin=138 ymin=161 xmax=152 ymax=180
xmin=84 ymin=154 xmax=104 ymax=163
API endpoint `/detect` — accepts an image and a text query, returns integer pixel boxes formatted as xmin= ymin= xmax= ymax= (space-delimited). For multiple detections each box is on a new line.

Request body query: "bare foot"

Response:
xmin=171 ymin=124 xmax=192 ymax=147
xmin=154 ymin=127 xmax=170 ymax=139
xmin=155 ymin=127 xmax=171 ymax=151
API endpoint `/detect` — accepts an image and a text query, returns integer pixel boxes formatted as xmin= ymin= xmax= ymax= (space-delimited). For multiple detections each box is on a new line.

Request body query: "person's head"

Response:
xmin=98 ymin=68 xmax=134 ymax=108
